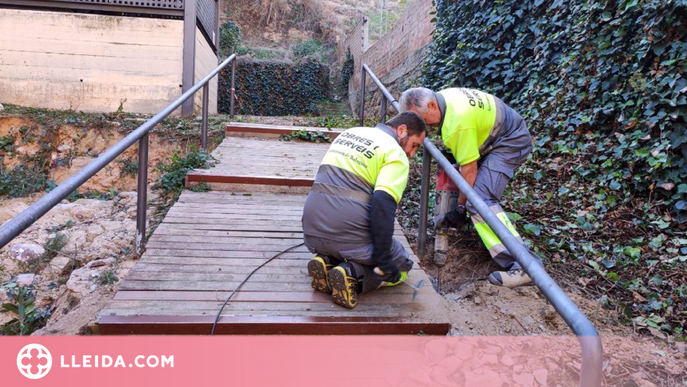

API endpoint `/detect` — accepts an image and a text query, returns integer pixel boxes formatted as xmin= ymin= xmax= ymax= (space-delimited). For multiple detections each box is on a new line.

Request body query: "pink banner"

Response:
xmin=0 ymin=336 xmax=597 ymax=386
xmin=7 ymin=335 xmax=681 ymax=386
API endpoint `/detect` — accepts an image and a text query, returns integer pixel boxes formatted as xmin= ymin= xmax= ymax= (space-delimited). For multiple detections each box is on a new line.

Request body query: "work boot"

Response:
xmin=329 ymin=262 xmax=359 ymax=309
xmin=307 ymin=255 xmax=334 ymax=293
xmin=488 ymin=269 xmax=533 ymax=288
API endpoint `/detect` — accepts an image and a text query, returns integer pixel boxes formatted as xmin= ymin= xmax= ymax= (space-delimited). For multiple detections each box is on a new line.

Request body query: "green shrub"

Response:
xmin=0 ymin=165 xmax=51 ymax=198
xmin=219 ymin=20 xmax=242 ymax=58
xmin=0 ymin=135 xmax=15 ymax=153
xmin=280 ymin=129 xmax=332 ymax=143
xmin=154 ymin=145 xmax=215 ymax=194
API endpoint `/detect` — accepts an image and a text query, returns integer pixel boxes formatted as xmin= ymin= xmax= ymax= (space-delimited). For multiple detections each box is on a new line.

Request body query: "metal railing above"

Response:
xmin=0 ymin=54 xmax=237 ymax=253
xmin=359 ymin=63 xmax=604 ymax=387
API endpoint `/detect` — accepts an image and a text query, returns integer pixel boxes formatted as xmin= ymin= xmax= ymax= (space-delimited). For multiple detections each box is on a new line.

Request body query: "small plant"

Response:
xmin=189 ymin=180 xmax=211 ymax=192
xmin=154 ymin=145 xmax=215 ymax=195
xmin=292 ymin=39 xmax=322 ymax=59
xmin=280 ymin=129 xmax=332 ymax=143
xmin=118 ymin=159 xmax=138 ymax=177
xmin=0 ymin=135 xmax=15 ymax=153
xmin=1 ymin=285 xmax=52 ymax=336
xmin=98 ymin=270 xmax=119 ymax=285
xmin=48 ymin=220 xmax=74 ymax=233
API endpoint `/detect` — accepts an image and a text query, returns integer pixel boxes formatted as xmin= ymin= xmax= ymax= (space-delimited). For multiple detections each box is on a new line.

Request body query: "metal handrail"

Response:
xmin=0 ymin=54 xmax=238 ymax=253
xmin=360 ymin=63 xmax=603 ymax=387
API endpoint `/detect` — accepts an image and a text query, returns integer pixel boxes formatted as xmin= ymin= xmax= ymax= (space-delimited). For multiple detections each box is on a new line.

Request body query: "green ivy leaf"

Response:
xmin=523 ymin=223 xmax=542 ymax=236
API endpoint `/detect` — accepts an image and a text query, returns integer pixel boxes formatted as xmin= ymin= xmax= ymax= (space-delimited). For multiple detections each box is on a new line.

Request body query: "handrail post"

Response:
xmin=417 ymin=149 xmax=431 ymax=257
xmin=201 ymin=84 xmax=209 ymax=151
xmin=380 ymin=95 xmax=387 ymax=124
xmin=230 ymin=59 xmax=236 ymax=119
xmin=136 ymin=133 xmax=149 ymax=254
xmin=359 ymin=67 xmax=367 ymax=126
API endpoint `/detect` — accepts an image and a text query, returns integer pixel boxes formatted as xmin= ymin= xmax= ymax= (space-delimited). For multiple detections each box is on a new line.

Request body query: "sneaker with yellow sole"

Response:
xmin=307 ymin=255 xmax=334 ymax=293
xmin=329 ymin=262 xmax=359 ymax=309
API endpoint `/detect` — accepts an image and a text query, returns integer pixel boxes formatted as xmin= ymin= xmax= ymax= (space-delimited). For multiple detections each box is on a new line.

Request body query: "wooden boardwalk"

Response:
xmin=98 ymin=123 xmax=450 ymax=335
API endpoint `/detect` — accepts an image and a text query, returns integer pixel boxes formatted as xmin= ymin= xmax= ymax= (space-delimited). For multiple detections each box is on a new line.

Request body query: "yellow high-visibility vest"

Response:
xmin=439 ymin=88 xmax=497 ymax=166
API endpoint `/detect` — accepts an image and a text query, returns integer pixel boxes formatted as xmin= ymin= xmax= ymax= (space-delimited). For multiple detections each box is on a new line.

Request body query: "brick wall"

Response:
xmin=337 ymin=0 xmax=435 ymax=117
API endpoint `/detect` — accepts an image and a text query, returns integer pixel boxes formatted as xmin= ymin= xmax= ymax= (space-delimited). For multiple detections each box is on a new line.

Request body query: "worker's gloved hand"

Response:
xmin=374 ymin=264 xmax=401 ymax=283
xmin=434 ymin=205 xmax=468 ymax=230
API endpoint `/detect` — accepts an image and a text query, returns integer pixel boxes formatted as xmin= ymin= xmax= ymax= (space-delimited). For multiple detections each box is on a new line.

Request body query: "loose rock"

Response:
xmin=87 ymin=258 xmax=116 ymax=269
xmin=16 ymin=273 xmax=37 ymax=287
xmin=9 ymin=244 xmax=45 ymax=262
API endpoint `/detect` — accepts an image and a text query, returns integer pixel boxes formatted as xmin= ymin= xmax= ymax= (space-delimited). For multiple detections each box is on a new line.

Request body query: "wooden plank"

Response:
xmin=148 ymin=235 xmax=305 ymax=245
xmin=225 ymin=122 xmax=343 ymax=140
xmin=185 ymin=174 xmax=315 ymax=186
xmin=163 ymin=211 xmax=303 ymax=221
xmin=113 ymin=290 xmax=436 ymax=305
xmin=168 ymin=205 xmax=304 ymax=215
xmin=141 ymin=250 xmax=310 ymax=258
xmin=118 ymin=280 xmax=425 ymax=294
xmin=101 ymin=300 xmax=420 ymax=315
xmin=141 ymin=257 xmax=310 ymax=266
xmin=126 ymin=262 xmax=419 ymax=282
xmin=97 ymin=315 xmax=451 ymax=335
xmin=150 ymin=228 xmax=303 ymax=239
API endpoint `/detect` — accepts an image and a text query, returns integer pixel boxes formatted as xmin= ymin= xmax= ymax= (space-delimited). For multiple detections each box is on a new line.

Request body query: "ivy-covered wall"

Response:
xmin=218 ymin=58 xmax=330 ymax=116
xmin=424 ymin=0 xmax=687 ymax=222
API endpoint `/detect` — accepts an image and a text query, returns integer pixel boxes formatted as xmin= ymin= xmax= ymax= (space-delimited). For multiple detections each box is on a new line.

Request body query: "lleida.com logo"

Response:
xmin=17 ymin=343 xmax=53 ymax=379
xmin=17 ymin=343 xmax=174 ymax=379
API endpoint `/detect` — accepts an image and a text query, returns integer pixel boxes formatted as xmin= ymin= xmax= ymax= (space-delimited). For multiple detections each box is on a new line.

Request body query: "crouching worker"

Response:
xmin=302 ymin=112 xmax=427 ymax=308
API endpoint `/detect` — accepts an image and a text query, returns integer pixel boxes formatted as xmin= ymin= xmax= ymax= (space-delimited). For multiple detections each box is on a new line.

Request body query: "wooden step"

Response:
xmin=185 ymin=137 xmax=329 ymax=192
xmin=225 ymin=122 xmax=343 ymax=140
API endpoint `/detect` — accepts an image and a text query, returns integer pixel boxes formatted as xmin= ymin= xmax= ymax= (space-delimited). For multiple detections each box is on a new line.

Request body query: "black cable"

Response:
xmin=210 ymin=242 xmax=305 ymax=335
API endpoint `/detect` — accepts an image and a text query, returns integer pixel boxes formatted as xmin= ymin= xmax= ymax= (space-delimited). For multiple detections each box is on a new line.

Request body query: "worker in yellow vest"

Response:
xmin=400 ymin=87 xmax=543 ymax=288
xmin=302 ymin=112 xmax=427 ymax=308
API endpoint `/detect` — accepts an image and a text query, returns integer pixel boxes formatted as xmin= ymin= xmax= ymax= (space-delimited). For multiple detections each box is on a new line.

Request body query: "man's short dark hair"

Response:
xmin=386 ymin=111 xmax=427 ymax=137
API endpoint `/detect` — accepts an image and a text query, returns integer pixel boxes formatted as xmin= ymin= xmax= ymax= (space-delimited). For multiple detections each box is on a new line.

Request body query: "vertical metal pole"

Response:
xmin=230 ymin=59 xmax=236 ymax=119
xmin=380 ymin=96 xmax=387 ymax=124
xmin=417 ymin=149 xmax=431 ymax=257
xmin=136 ymin=133 xmax=149 ymax=254
xmin=359 ymin=67 xmax=366 ymax=126
xmin=201 ymin=84 xmax=209 ymax=151
xmin=181 ymin=0 xmax=197 ymax=116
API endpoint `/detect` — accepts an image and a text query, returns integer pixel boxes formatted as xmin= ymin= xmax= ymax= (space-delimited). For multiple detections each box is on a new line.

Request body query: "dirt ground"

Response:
xmin=403 ymin=228 xmax=687 ymax=386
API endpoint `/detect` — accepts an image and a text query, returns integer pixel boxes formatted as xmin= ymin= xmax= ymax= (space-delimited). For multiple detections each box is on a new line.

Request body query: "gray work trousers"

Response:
xmin=303 ymin=235 xmax=414 ymax=294
xmin=464 ymin=104 xmax=543 ymax=270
